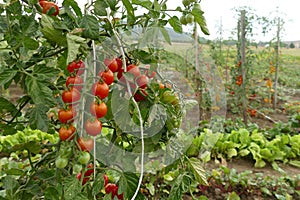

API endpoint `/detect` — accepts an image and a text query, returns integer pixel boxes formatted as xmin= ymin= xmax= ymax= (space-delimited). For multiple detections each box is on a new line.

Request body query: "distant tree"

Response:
xmin=289 ymin=42 xmax=295 ymax=48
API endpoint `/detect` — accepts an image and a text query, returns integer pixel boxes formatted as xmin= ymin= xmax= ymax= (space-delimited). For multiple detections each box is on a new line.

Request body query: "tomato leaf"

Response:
xmin=63 ymin=176 xmax=82 ymax=200
xmin=191 ymin=6 xmax=209 ymax=35
xmin=118 ymin=172 xmax=143 ymax=200
xmin=160 ymin=27 xmax=171 ymax=45
xmin=168 ymin=16 xmax=183 ymax=33
xmin=66 ymin=34 xmax=86 ymax=64
xmin=25 ymin=104 xmax=50 ymax=132
xmin=33 ymin=65 xmax=60 ymax=81
xmin=25 ymin=76 xmax=55 ymax=107
xmin=0 ymin=97 xmax=18 ymax=116
xmin=122 ymin=0 xmax=136 ymax=25
xmin=41 ymin=14 xmax=67 ymax=46
xmin=44 ymin=187 xmax=61 ymax=200
xmin=62 ymin=0 xmax=82 ymax=18
xmin=167 ymin=173 xmax=190 ymax=200
xmin=94 ymin=0 xmax=109 ymax=16
xmin=186 ymin=157 xmax=208 ymax=185
xmin=132 ymin=0 xmax=152 ymax=9
xmin=0 ymin=68 xmax=17 ymax=87
xmin=80 ymin=15 xmax=100 ymax=39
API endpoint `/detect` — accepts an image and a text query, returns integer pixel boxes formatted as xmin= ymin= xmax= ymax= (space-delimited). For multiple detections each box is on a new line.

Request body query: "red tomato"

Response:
xmin=104 ymin=58 xmax=119 ymax=72
xmin=117 ymin=68 xmax=124 ymax=80
xmin=77 ymin=137 xmax=94 ymax=152
xmin=134 ymin=89 xmax=147 ymax=102
xmin=115 ymin=58 xmax=123 ymax=69
xmin=67 ymin=60 xmax=85 ymax=76
xmin=98 ymin=69 xmax=114 ymax=85
xmin=144 ymin=65 xmax=156 ymax=78
xmin=90 ymin=101 xmax=107 ymax=118
xmin=59 ymin=124 xmax=76 ymax=141
xmin=105 ymin=183 xmax=119 ymax=199
xmin=76 ymin=163 xmax=94 ymax=185
xmin=91 ymin=82 xmax=109 ymax=99
xmin=103 ymin=174 xmax=109 ymax=187
xmin=39 ymin=1 xmax=59 ymax=16
xmin=84 ymin=118 xmax=102 ymax=136
xmin=66 ymin=75 xmax=84 ymax=91
xmin=58 ymin=107 xmax=76 ymax=123
xmin=62 ymin=87 xmax=81 ymax=104
xmin=136 ymin=75 xmax=148 ymax=89
xmin=127 ymin=64 xmax=140 ymax=77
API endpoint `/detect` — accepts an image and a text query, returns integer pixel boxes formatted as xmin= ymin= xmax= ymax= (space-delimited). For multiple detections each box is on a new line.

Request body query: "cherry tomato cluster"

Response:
xmin=56 ymin=60 xmax=97 ymax=168
xmin=247 ymin=108 xmax=257 ymax=117
xmin=236 ymin=75 xmax=243 ymax=86
xmin=38 ymin=0 xmax=59 ymax=16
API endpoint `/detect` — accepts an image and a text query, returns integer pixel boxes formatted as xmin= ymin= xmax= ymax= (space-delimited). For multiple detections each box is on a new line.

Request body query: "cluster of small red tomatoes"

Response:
xmin=38 ymin=0 xmax=59 ymax=16
xmin=77 ymin=164 xmax=123 ymax=199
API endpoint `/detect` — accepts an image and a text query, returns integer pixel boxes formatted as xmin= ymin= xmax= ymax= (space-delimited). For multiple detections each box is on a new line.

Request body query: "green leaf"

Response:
xmin=92 ymin=174 xmax=104 ymax=196
xmin=122 ymin=0 xmax=136 ymax=25
xmin=62 ymin=0 xmax=82 ymax=18
xmin=168 ymin=16 xmax=183 ymax=33
xmin=238 ymin=149 xmax=250 ymax=157
xmin=63 ymin=176 xmax=82 ymax=200
xmin=0 ymin=68 xmax=17 ymax=86
xmin=167 ymin=173 xmax=190 ymax=200
xmin=66 ymin=34 xmax=86 ymax=64
xmin=186 ymin=157 xmax=208 ymax=185
xmin=191 ymin=7 xmax=209 ymax=35
xmin=23 ymin=37 xmax=39 ymax=50
xmin=25 ymin=104 xmax=50 ymax=132
xmin=44 ymin=187 xmax=61 ymax=200
xmin=33 ymin=65 xmax=60 ymax=81
xmin=160 ymin=27 xmax=171 ymax=45
xmin=25 ymin=76 xmax=55 ymax=107
xmin=227 ymin=148 xmax=238 ymax=159
xmin=254 ymin=159 xmax=266 ymax=168
xmin=118 ymin=172 xmax=142 ymax=200
xmin=41 ymin=14 xmax=66 ymax=46
xmin=80 ymin=15 xmax=100 ymax=39
xmin=0 ymin=97 xmax=18 ymax=116
xmin=132 ymin=0 xmax=152 ymax=9
xmin=94 ymin=0 xmax=109 ymax=16
xmin=289 ymin=160 xmax=300 ymax=168
xmin=227 ymin=191 xmax=240 ymax=200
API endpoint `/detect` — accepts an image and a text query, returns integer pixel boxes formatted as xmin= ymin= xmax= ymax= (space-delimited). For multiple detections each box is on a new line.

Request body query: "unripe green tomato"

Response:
xmin=185 ymin=13 xmax=194 ymax=24
xmin=161 ymin=91 xmax=177 ymax=104
xmin=55 ymin=157 xmax=68 ymax=169
xmin=180 ymin=15 xmax=188 ymax=25
xmin=78 ymin=151 xmax=90 ymax=165
xmin=73 ymin=164 xmax=82 ymax=174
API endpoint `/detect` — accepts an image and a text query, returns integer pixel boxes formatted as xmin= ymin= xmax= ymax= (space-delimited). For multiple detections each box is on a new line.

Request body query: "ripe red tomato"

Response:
xmin=127 ymin=64 xmax=140 ymax=77
xmin=115 ymin=58 xmax=123 ymax=69
xmin=103 ymin=174 xmax=109 ymax=187
xmin=62 ymin=87 xmax=81 ymax=104
xmin=134 ymin=89 xmax=147 ymax=102
xmin=39 ymin=1 xmax=59 ymax=16
xmin=77 ymin=137 xmax=94 ymax=152
xmin=136 ymin=75 xmax=148 ymax=89
xmin=67 ymin=60 xmax=85 ymax=76
xmin=84 ymin=118 xmax=102 ymax=136
xmin=91 ymin=81 xmax=109 ymax=99
xmin=90 ymin=101 xmax=107 ymax=118
xmin=104 ymin=58 xmax=119 ymax=73
xmin=105 ymin=183 xmax=119 ymax=199
xmin=66 ymin=75 xmax=84 ymax=91
xmin=98 ymin=69 xmax=114 ymax=85
xmin=58 ymin=107 xmax=75 ymax=123
xmin=117 ymin=68 xmax=124 ymax=80
xmin=76 ymin=163 xmax=94 ymax=185
xmin=59 ymin=124 xmax=76 ymax=141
